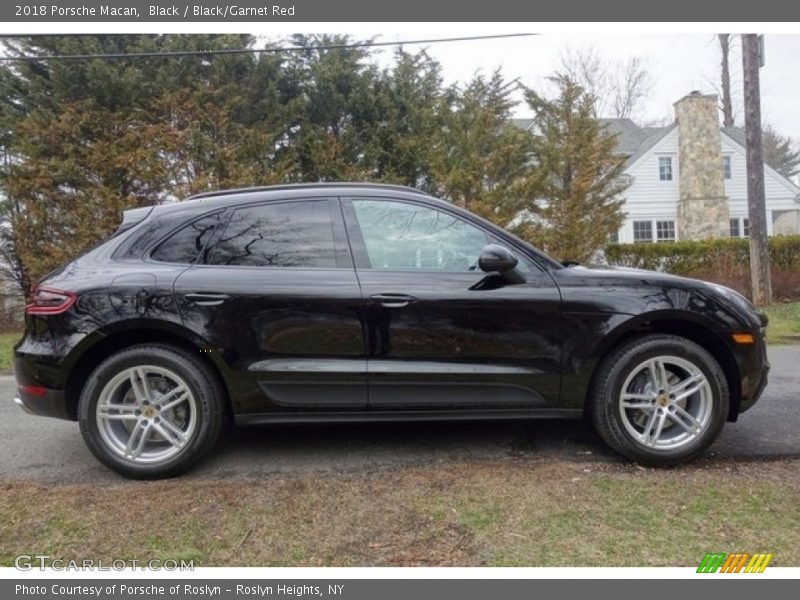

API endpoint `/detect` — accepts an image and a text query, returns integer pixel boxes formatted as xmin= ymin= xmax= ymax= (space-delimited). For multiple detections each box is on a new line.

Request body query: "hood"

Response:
xmin=562 ymin=263 xmax=691 ymax=283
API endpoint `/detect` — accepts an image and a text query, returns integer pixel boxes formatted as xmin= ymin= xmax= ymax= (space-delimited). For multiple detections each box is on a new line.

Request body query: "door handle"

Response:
xmin=369 ymin=293 xmax=417 ymax=308
xmin=184 ymin=292 xmax=230 ymax=306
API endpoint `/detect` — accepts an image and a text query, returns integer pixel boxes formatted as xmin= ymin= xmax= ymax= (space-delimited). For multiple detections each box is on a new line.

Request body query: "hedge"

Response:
xmin=604 ymin=235 xmax=800 ymax=274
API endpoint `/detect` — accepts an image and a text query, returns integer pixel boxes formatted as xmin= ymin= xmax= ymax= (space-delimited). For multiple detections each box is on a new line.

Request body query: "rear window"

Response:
xmin=206 ymin=200 xmax=336 ymax=268
xmin=113 ymin=212 xmax=192 ymax=260
xmin=150 ymin=213 xmax=224 ymax=264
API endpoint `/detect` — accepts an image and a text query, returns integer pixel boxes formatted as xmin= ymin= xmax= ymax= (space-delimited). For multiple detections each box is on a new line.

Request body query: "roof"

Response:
xmin=721 ymin=126 xmax=747 ymax=148
xmin=596 ymin=119 xmax=652 ymax=155
xmin=596 ymin=119 xmax=677 ymax=167
xmin=137 ymin=182 xmax=439 ymax=220
xmin=512 ymin=117 xmax=676 ymax=167
xmin=187 ymin=182 xmax=427 ymax=201
xmin=618 ymin=123 xmax=676 ymax=167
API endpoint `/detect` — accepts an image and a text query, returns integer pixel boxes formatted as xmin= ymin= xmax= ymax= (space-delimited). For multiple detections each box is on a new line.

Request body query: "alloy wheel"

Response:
xmin=618 ymin=355 xmax=713 ymax=451
xmin=95 ymin=365 xmax=198 ymax=464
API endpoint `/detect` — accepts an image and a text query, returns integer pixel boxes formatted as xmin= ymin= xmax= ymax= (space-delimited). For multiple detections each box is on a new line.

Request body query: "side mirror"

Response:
xmin=478 ymin=244 xmax=526 ymax=284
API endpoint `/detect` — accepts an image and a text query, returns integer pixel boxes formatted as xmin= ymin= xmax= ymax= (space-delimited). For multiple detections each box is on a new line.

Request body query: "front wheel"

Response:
xmin=590 ymin=334 xmax=729 ymax=465
xmin=78 ymin=344 xmax=225 ymax=479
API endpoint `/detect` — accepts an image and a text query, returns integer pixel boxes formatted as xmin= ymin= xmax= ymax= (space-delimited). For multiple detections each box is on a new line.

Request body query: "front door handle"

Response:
xmin=370 ymin=293 xmax=417 ymax=308
xmin=184 ymin=292 xmax=230 ymax=306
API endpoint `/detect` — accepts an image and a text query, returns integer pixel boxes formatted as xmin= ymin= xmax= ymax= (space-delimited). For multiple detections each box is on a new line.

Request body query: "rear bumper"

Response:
xmin=13 ymin=351 xmax=72 ymax=420
xmin=13 ymin=394 xmax=34 ymax=415
xmin=13 ymin=384 xmax=70 ymax=420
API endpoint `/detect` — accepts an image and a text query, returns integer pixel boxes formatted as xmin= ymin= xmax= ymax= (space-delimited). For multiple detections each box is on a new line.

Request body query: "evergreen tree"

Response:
xmin=281 ymin=34 xmax=380 ymax=182
xmin=429 ymin=70 xmax=535 ymax=226
xmin=763 ymin=125 xmax=800 ymax=182
xmin=521 ymin=75 xmax=629 ymax=262
xmin=0 ymin=34 xmax=288 ymax=289
xmin=368 ymin=48 xmax=443 ymax=189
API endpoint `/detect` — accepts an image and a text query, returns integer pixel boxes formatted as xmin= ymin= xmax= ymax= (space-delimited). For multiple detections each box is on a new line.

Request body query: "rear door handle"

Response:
xmin=185 ymin=292 xmax=230 ymax=306
xmin=369 ymin=293 xmax=417 ymax=308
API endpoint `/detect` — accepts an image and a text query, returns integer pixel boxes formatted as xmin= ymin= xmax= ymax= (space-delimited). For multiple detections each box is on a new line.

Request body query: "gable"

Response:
xmin=720 ymin=130 xmax=800 ymax=197
xmin=623 ymin=126 xmax=679 ymax=175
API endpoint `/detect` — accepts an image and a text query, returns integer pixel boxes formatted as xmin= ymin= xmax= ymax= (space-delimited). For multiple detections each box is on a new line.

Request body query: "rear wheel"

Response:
xmin=590 ymin=334 xmax=729 ymax=465
xmin=78 ymin=344 xmax=225 ymax=479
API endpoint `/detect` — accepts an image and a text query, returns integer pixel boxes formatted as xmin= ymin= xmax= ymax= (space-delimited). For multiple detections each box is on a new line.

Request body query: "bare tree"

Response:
xmin=609 ymin=56 xmax=652 ymax=119
xmin=719 ymin=34 xmax=735 ymax=126
xmin=559 ymin=47 xmax=608 ymax=112
xmin=559 ymin=46 xmax=652 ymax=120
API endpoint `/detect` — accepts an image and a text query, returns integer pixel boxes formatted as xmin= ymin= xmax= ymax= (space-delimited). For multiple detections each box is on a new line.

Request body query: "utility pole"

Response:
xmin=741 ymin=34 xmax=772 ymax=306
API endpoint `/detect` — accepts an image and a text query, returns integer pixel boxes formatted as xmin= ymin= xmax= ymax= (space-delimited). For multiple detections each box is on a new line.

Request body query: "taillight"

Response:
xmin=25 ymin=286 xmax=77 ymax=315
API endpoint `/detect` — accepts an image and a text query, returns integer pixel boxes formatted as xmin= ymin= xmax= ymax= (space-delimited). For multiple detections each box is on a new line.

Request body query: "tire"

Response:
xmin=78 ymin=344 xmax=226 ymax=479
xmin=590 ymin=334 xmax=729 ymax=466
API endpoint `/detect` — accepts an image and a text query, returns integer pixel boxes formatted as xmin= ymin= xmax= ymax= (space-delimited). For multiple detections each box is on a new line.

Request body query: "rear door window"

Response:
xmin=206 ymin=200 xmax=338 ymax=268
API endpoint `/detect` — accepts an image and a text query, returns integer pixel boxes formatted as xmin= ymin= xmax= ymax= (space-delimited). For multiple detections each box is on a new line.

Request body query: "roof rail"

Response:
xmin=186 ymin=182 xmax=428 ymax=201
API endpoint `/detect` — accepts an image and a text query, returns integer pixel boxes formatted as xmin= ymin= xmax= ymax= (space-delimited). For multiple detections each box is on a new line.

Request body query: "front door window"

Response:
xmin=351 ymin=199 xmax=489 ymax=272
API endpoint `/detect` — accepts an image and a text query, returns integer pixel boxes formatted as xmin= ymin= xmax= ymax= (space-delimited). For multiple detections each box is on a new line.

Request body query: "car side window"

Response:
xmin=206 ymin=200 xmax=337 ymax=268
xmin=351 ymin=199 xmax=492 ymax=272
xmin=150 ymin=213 xmax=223 ymax=264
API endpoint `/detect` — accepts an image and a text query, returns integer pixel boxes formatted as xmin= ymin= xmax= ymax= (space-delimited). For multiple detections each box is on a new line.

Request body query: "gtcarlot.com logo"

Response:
xmin=14 ymin=554 xmax=194 ymax=571
xmin=697 ymin=552 xmax=773 ymax=573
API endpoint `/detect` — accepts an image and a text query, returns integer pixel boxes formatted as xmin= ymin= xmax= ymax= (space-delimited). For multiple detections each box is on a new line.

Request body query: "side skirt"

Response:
xmin=235 ymin=408 xmax=583 ymax=426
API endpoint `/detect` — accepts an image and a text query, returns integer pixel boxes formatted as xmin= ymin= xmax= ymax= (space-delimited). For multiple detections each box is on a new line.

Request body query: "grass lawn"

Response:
xmin=1 ymin=458 xmax=799 ymax=567
xmin=0 ymin=331 xmax=21 ymax=375
xmin=763 ymin=302 xmax=800 ymax=344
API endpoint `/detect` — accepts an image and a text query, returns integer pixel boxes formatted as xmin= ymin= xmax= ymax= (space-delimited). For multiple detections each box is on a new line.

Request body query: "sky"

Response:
xmin=371 ymin=33 xmax=800 ymax=140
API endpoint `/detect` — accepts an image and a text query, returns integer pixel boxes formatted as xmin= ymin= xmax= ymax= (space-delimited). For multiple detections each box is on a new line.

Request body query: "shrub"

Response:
xmin=604 ymin=235 xmax=800 ymax=301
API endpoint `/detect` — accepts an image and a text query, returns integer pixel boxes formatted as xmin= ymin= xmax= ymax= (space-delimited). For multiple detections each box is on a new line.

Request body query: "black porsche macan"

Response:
xmin=14 ymin=183 xmax=769 ymax=478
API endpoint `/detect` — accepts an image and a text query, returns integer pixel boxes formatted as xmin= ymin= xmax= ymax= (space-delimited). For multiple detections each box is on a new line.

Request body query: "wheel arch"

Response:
xmin=587 ymin=311 xmax=742 ymax=421
xmin=63 ymin=320 xmax=232 ymax=420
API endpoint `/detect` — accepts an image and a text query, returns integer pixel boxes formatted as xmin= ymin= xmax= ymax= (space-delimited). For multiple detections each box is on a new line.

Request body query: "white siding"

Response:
xmin=614 ymin=128 xmax=800 ymax=242
xmin=617 ymin=128 xmax=679 ymax=243
xmin=721 ymin=132 xmax=800 ymax=235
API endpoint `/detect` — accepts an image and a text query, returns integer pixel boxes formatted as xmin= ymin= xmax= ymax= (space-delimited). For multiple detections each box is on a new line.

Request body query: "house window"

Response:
xmin=730 ymin=218 xmax=740 ymax=238
xmin=722 ymin=155 xmax=732 ymax=180
xmin=656 ymin=220 xmax=676 ymax=242
xmin=658 ymin=156 xmax=673 ymax=181
xmin=633 ymin=221 xmax=653 ymax=243
xmin=730 ymin=217 xmax=750 ymax=238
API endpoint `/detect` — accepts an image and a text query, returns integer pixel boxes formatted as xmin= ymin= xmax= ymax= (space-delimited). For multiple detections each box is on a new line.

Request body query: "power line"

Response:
xmin=0 ymin=33 xmax=537 ymax=63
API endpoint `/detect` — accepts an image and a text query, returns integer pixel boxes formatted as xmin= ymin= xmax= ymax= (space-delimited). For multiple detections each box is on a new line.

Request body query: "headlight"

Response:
xmin=707 ymin=283 xmax=763 ymax=326
xmin=708 ymin=283 xmax=756 ymax=311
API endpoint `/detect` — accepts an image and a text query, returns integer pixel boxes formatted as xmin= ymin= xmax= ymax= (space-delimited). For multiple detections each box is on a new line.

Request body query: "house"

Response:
xmin=514 ymin=91 xmax=800 ymax=243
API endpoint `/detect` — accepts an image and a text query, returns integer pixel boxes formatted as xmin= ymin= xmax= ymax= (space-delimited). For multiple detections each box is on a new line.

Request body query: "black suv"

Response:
xmin=14 ymin=183 xmax=769 ymax=478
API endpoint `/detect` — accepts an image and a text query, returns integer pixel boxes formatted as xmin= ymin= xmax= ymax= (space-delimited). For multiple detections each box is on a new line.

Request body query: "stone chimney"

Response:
xmin=674 ymin=91 xmax=729 ymax=240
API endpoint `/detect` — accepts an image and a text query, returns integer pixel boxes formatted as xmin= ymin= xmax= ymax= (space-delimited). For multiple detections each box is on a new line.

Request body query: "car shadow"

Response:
xmin=192 ymin=418 xmax=615 ymax=479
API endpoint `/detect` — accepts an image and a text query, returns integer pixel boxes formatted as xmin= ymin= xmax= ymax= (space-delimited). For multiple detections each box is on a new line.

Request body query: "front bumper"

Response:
xmin=735 ymin=327 xmax=770 ymax=416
